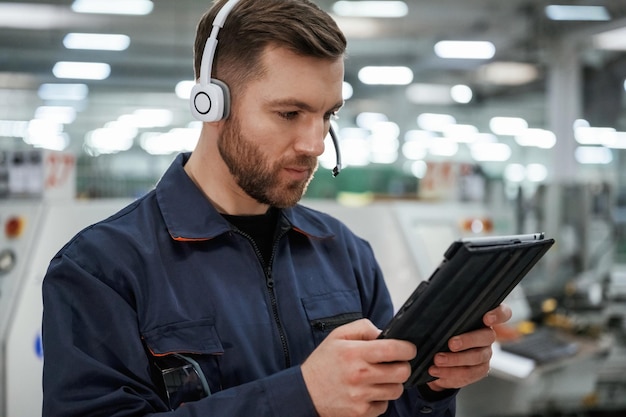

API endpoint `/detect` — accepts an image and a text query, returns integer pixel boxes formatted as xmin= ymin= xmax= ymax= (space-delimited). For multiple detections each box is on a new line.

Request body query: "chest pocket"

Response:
xmin=301 ymin=290 xmax=363 ymax=346
xmin=142 ymin=318 xmax=224 ymax=408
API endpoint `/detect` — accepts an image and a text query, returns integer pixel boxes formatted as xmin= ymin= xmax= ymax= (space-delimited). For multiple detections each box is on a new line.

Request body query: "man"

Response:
xmin=42 ymin=0 xmax=511 ymax=416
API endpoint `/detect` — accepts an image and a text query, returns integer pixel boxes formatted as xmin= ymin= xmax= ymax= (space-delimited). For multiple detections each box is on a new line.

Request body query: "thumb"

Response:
xmin=330 ymin=318 xmax=382 ymax=341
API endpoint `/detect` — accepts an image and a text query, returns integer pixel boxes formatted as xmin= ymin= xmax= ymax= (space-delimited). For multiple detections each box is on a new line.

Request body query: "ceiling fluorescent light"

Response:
xmin=38 ymin=83 xmax=89 ymax=101
xmin=34 ymin=106 xmax=77 ymax=124
xmin=470 ymin=143 xmax=512 ymax=162
xmin=526 ymin=164 xmax=548 ymax=182
xmin=341 ymin=136 xmax=371 ymax=167
xmin=442 ymin=124 xmax=479 ymax=143
xmin=64 ymin=33 xmax=130 ymax=51
xmin=545 ymin=5 xmax=610 ymax=21
xmin=330 ymin=16 xmax=384 ymax=38
xmin=0 ymin=4 xmax=73 ymax=29
xmin=575 ymin=146 xmax=612 ymax=164
xmin=24 ymin=133 xmax=70 ymax=151
xmin=0 ymin=120 xmax=29 ymax=138
xmin=356 ymin=112 xmax=388 ymax=129
xmin=574 ymin=126 xmax=616 ymax=145
xmin=515 ymin=128 xmax=556 ymax=149
xmin=605 ymin=132 xmax=626 ymax=149
xmin=370 ymin=121 xmax=400 ymax=139
xmin=504 ymin=164 xmax=526 ymax=182
xmin=450 ymin=84 xmax=473 ymax=103
xmin=342 ymin=81 xmax=354 ymax=100
xmin=406 ymin=83 xmax=453 ymax=104
xmin=573 ymin=119 xmax=590 ymax=129
xmin=402 ymin=142 xmax=428 ymax=161
xmin=332 ymin=1 xmax=408 ymax=18
xmin=358 ymin=66 xmax=413 ymax=85
xmin=417 ymin=113 xmax=456 ymax=132
xmin=25 ymin=119 xmax=68 ymax=150
xmin=52 ymin=62 xmax=111 ymax=80
xmin=176 ymin=80 xmax=195 ymax=99
xmin=72 ymin=0 xmax=154 ymax=16
xmin=593 ymin=27 xmax=626 ymax=51
xmin=140 ymin=128 xmax=199 ymax=155
xmin=489 ymin=117 xmax=528 ymax=136
xmin=409 ymin=161 xmax=428 ymax=179
xmin=402 ymin=132 xmax=432 ymax=160
xmin=428 ymin=139 xmax=459 ymax=157
xmin=118 ymin=109 xmax=174 ymax=128
xmin=434 ymin=41 xmax=495 ymax=59
xmin=85 ymin=128 xmax=134 ymax=154
xmin=478 ymin=62 xmax=538 ymax=85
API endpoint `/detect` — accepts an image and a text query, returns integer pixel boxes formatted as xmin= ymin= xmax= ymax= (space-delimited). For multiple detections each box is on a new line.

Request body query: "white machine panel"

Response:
xmin=0 ymin=199 xmax=130 ymax=417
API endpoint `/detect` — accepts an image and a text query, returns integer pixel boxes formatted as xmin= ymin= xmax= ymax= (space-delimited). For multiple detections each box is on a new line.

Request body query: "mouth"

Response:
xmin=284 ymin=166 xmax=311 ymax=181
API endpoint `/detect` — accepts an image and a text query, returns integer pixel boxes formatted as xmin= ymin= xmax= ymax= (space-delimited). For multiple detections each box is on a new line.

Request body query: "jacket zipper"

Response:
xmin=235 ymin=226 xmax=291 ymax=369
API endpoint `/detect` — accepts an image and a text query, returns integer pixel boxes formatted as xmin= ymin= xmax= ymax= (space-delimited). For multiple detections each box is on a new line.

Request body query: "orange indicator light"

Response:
xmin=5 ymin=216 xmax=25 ymax=239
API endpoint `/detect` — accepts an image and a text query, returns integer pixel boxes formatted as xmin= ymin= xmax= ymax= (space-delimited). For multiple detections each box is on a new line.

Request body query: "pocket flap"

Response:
xmin=143 ymin=318 xmax=224 ymax=356
xmin=301 ymin=290 xmax=362 ymax=321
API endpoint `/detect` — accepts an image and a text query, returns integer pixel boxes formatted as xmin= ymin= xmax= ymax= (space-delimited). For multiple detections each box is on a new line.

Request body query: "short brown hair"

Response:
xmin=193 ymin=0 xmax=347 ymax=94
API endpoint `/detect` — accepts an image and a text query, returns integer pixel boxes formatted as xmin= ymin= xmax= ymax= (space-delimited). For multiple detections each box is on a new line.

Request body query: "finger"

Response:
xmin=448 ymin=327 xmax=496 ymax=352
xmin=483 ymin=303 xmax=512 ymax=327
xmin=433 ymin=346 xmax=492 ymax=368
xmin=349 ymin=360 xmax=413 ymax=387
xmin=362 ymin=339 xmax=417 ymax=364
xmin=363 ymin=400 xmax=390 ymax=417
xmin=331 ymin=318 xmax=382 ymax=341
xmin=428 ymin=361 xmax=491 ymax=390
xmin=371 ymin=382 xmax=406 ymax=401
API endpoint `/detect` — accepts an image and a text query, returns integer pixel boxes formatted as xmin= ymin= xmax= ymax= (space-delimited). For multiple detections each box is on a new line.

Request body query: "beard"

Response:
xmin=218 ymin=115 xmax=319 ymax=208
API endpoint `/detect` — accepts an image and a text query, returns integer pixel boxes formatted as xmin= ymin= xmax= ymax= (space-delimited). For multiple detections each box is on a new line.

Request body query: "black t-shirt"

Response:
xmin=222 ymin=207 xmax=279 ymax=267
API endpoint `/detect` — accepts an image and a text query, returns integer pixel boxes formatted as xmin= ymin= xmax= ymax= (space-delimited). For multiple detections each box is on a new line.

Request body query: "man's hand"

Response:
xmin=426 ymin=303 xmax=513 ymax=391
xmin=301 ymin=319 xmax=415 ymax=417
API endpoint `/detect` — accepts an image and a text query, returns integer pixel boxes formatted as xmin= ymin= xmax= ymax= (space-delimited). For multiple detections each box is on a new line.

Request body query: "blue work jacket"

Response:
xmin=42 ymin=153 xmax=456 ymax=417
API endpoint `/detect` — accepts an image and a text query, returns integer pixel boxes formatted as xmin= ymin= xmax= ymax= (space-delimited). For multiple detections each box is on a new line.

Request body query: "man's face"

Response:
xmin=218 ymin=46 xmax=344 ymax=208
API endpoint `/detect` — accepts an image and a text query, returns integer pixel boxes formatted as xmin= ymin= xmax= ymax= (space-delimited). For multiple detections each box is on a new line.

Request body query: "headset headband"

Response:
xmin=199 ymin=0 xmax=241 ymax=86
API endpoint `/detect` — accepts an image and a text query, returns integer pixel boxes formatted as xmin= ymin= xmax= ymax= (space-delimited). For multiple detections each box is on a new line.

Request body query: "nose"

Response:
xmin=293 ymin=118 xmax=326 ymax=157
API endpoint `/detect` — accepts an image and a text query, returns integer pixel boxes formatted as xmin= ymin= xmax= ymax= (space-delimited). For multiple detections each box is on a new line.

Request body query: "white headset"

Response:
xmin=189 ymin=0 xmax=240 ymax=122
xmin=189 ymin=0 xmax=342 ymax=176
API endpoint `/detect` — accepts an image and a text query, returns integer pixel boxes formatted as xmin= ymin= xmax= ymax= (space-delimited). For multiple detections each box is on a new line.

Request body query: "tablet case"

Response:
xmin=378 ymin=233 xmax=555 ymax=386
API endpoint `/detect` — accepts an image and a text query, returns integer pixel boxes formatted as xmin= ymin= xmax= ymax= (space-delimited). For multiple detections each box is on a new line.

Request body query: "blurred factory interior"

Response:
xmin=1 ymin=0 xmax=626 ymax=416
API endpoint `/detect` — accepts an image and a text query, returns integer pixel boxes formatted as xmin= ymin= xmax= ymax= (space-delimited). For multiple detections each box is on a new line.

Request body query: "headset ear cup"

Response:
xmin=190 ymin=82 xmax=226 ymax=122
xmin=211 ymin=79 xmax=231 ymax=119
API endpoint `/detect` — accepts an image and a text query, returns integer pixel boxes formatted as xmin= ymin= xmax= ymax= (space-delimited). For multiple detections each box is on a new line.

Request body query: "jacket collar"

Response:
xmin=156 ymin=153 xmax=335 ymax=241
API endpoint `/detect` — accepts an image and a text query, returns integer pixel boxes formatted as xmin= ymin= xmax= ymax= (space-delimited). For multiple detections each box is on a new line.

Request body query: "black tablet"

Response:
xmin=378 ymin=233 xmax=555 ymax=386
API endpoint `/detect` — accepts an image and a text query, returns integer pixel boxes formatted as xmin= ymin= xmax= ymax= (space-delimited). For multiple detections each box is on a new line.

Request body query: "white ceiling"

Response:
xmin=0 ymin=0 xmax=625 ymax=175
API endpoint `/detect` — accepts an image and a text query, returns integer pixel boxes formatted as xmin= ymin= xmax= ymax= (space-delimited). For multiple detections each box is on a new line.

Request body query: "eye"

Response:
xmin=324 ymin=111 xmax=339 ymax=121
xmin=278 ymin=111 xmax=299 ymax=120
